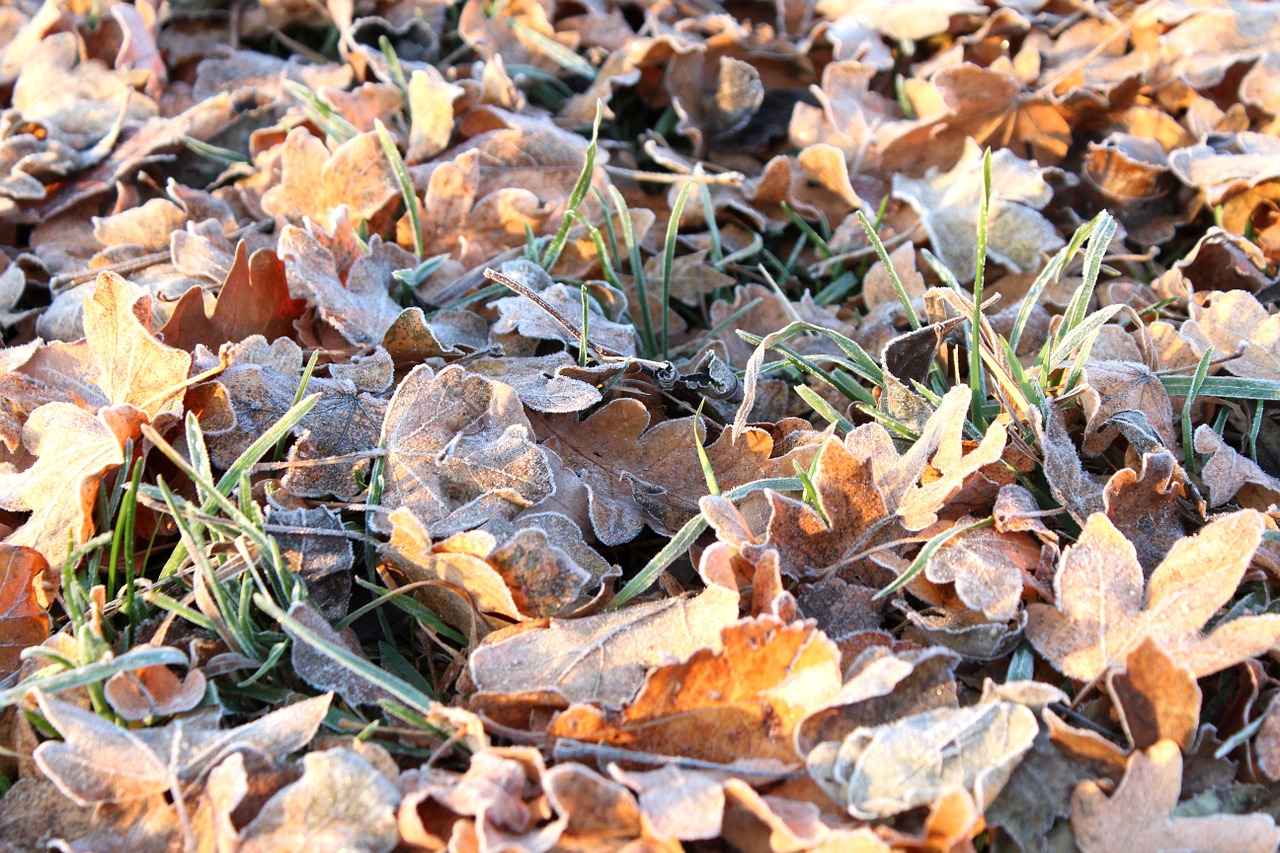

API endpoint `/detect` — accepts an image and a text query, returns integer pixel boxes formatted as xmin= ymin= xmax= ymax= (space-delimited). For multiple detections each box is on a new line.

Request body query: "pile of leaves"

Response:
xmin=2 ymin=0 xmax=1280 ymax=849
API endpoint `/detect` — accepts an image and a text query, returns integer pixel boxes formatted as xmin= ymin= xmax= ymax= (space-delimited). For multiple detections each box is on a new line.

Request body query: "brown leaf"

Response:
xmin=1195 ymin=425 xmax=1280 ymax=510
xmin=892 ymin=139 xmax=1065 ymax=282
xmin=1181 ymin=289 xmax=1280 ymax=381
xmin=1107 ymin=637 xmax=1201 ymax=752
xmin=538 ymin=398 xmax=813 ymax=546
xmin=377 ymin=364 xmax=552 ymax=537
xmin=237 ymin=748 xmax=400 ymax=852
xmin=754 ymin=436 xmax=902 ymax=584
xmin=0 ymin=544 xmax=48 ymax=679
xmin=550 ymin=616 xmax=841 ymax=766
xmin=84 ymin=272 xmax=191 ymax=418
xmin=159 ymin=242 xmax=305 ymax=352
xmin=924 ymin=526 xmax=1041 ymax=621
xmin=261 ymin=127 xmax=398 ymax=230
xmin=1027 ymin=510 xmax=1280 ymax=680
xmin=104 ymin=665 xmax=207 ymax=722
xmin=464 ymin=585 xmax=740 ymax=714
xmin=1101 ymin=450 xmax=1191 ymax=573
xmin=1071 ymin=741 xmax=1280 ymax=853
xmin=1080 ymin=360 xmax=1176 ymax=455
xmin=285 ymin=602 xmax=392 ymax=707
xmin=806 ymin=699 xmax=1038 ymax=819
xmin=0 ymin=402 xmax=139 ymax=567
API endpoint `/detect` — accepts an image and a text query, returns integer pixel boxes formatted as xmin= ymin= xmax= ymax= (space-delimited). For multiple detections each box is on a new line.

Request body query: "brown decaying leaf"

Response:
xmin=0 ymin=543 xmax=49 ymax=679
xmin=1106 ymin=637 xmax=1201 ymax=752
xmin=550 ymin=616 xmax=841 ymax=766
xmin=806 ymin=698 xmax=1039 ymax=819
xmin=1072 ymin=741 xmax=1280 ymax=853
xmin=465 ymin=585 xmax=740 ymax=713
xmin=1027 ymin=510 xmax=1280 ymax=681
xmin=378 ymin=364 xmax=552 ymax=537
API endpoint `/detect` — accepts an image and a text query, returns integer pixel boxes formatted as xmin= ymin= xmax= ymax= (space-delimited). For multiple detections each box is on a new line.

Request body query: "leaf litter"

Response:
xmin=1 ymin=0 xmax=1280 ymax=850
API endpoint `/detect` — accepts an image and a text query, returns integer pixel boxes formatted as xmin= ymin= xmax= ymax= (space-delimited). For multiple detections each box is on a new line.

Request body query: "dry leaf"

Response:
xmin=806 ymin=699 xmax=1038 ymax=819
xmin=378 ymin=364 xmax=552 ymax=537
xmin=465 ymin=585 xmax=740 ymax=713
xmin=1027 ymin=510 xmax=1280 ymax=680
xmin=0 ymin=543 xmax=49 ymax=679
xmin=1071 ymin=740 xmax=1280 ymax=853
xmin=892 ymin=139 xmax=1065 ymax=281
xmin=1106 ymin=637 xmax=1201 ymax=752
xmin=237 ymin=748 xmax=401 ymax=852
xmin=550 ymin=616 xmax=841 ymax=766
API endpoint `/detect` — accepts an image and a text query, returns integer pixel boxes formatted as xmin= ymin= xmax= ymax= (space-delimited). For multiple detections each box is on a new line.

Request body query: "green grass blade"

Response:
xmin=541 ymin=101 xmax=602 ymax=271
xmin=1182 ymin=346 xmax=1214 ymax=473
xmin=375 ymin=118 xmax=424 ymax=260
xmin=608 ymin=476 xmax=803 ymax=609
xmin=856 ymin=209 xmax=921 ymax=330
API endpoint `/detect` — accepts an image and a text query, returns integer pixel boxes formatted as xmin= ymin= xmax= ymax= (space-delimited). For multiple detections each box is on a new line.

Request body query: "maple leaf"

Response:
xmin=1071 ymin=741 xmax=1280 ymax=853
xmin=892 ymin=139 xmax=1065 ymax=282
xmin=1026 ymin=510 xmax=1280 ymax=680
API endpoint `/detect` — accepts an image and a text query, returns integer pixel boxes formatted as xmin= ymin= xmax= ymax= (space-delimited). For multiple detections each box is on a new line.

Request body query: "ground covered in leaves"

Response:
xmin=2 ymin=0 xmax=1280 ymax=850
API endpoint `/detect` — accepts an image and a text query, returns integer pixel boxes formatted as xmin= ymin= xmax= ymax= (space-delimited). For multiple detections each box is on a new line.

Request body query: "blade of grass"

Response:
xmin=856 ymin=209 xmax=921 ymax=330
xmin=967 ymin=149 xmax=993 ymax=430
xmin=375 ymin=118 xmax=424 ymax=260
xmin=608 ymin=476 xmax=803 ymax=609
xmin=1182 ymin=346 xmax=1213 ymax=473
xmin=541 ymin=102 xmax=602 ymax=271
xmin=661 ymin=178 xmax=696 ymax=359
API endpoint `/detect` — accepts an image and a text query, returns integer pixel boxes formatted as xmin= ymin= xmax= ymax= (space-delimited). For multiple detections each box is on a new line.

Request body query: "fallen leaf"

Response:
xmin=1071 ymin=740 xmax=1280 ymax=853
xmin=464 ymin=585 xmax=740 ymax=714
xmin=550 ymin=616 xmax=841 ymax=766
xmin=1027 ymin=510 xmax=1280 ymax=680
xmin=0 ymin=544 xmax=49 ymax=679
xmin=806 ymin=699 xmax=1038 ymax=819
xmin=1107 ymin=637 xmax=1201 ymax=752
xmin=377 ymin=364 xmax=552 ymax=537
xmin=84 ymin=272 xmax=191 ymax=418
xmin=104 ymin=665 xmax=207 ymax=722
xmin=285 ymin=602 xmax=392 ymax=707
xmin=237 ymin=747 xmax=401 ymax=852
xmin=892 ymin=139 xmax=1065 ymax=281
xmin=159 ymin=242 xmax=305 ymax=352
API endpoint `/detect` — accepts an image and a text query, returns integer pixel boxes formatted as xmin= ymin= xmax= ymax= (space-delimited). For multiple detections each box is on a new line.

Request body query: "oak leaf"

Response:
xmin=377 ymin=364 xmax=552 ymax=537
xmin=261 ymin=127 xmax=398 ymax=231
xmin=549 ymin=616 xmax=842 ymax=766
xmin=84 ymin=272 xmax=191 ymax=419
xmin=538 ymin=398 xmax=815 ymax=546
xmin=0 ymin=402 xmax=142 ymax=567
xmin=806 ymin=699 xmax=1038 ymax=819
xmin=236 ymin=748 xmax=401 ymax=853
xmin=159 ymin=242 xmax=305 ymax=353
xmin=464 ymin=585 xmax=740 ymax=714
xmin=1027 ymin=510 xmax=1280 ymax=680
